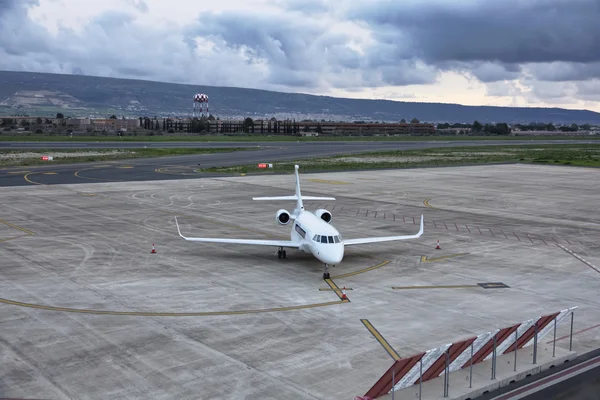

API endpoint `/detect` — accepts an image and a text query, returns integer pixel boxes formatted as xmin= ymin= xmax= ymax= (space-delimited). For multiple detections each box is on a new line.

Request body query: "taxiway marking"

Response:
xmin=155 ymin=167 xmax=199 ymax=176
xmin=324 ymin=279 xmax=350 ymax=302
xmin=392 ymin=284 xmax=480 ymax=290
xmin=423 ymin=198 xmax=439 ymax=210
xmin=75 ymin=168 xmax=122 ymax=182
xmin=330 ymin=260 xmax=391 ymax=279
xmin=557 ymin=244 xmax=600 ymax=274
xmin=24 ymin=172 xmax=44 ymax=185
xmin=420 ymin=253 xmax=470 ymax=263
xmin=0 ymin=219 xmax=36 ymax=236
xmin=319 ymin=287 xmax=353 ymax=291
xmin=0 ymin=297 xmax=347 ymax=317
xmin=361 ymin=319 xmax=401 ymax=361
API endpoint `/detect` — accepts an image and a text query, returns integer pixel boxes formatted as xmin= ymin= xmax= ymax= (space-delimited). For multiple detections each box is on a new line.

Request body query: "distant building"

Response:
xmin=91 ymin=118 xmax=140 ymax=131
xmin=297 ymin=121 xmax=436 ymax=135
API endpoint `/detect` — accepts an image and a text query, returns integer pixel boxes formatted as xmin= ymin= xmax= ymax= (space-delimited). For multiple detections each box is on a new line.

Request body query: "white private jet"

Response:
xmin=175 ymin=165 xmax=424 ymax=279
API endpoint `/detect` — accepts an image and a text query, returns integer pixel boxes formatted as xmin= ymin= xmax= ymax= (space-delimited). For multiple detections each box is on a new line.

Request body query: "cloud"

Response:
xmin=126 ymin=0 xmax=148 ymax=13
xmin=526 ymin=62 xmax=600 ymax=82
xmin=0 ymin=0 xmax=598 ymax=111
xmin=350 ymin=0 xmax=600 ymax=65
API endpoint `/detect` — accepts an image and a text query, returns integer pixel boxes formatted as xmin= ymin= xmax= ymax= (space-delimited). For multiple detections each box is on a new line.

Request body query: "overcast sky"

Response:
xmin=1 ymin=0 xmax=600 ymax=112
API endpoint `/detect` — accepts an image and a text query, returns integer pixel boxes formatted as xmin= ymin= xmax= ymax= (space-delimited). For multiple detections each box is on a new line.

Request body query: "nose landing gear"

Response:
xmin=277 ymin=247 xmax=286 ymax=259
xmin=323 ymin=263 xmax=331 ymax=280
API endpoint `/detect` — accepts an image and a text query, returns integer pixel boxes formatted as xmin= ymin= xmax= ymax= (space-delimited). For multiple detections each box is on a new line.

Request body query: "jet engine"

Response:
xmin=315 ymin=209 xmax=332 ymax=223
xmin=276 ymin=209 xmax=291 ymax=225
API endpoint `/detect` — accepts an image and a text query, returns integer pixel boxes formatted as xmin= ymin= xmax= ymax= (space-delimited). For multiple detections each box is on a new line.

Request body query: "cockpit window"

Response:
xmin=313 ymin=234 xmax=342 ymax=244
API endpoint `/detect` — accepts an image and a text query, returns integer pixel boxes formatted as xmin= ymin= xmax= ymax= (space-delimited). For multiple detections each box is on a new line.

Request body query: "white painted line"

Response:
xmin=557 ymin=244 xmax=600 ymax=274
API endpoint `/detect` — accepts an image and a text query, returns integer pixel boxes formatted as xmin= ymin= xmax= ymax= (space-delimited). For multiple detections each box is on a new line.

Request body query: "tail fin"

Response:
xmin=251 ymin=165 xmax=335 ymax=211
xmin=293 ymin=165 xmax=304 ymax=211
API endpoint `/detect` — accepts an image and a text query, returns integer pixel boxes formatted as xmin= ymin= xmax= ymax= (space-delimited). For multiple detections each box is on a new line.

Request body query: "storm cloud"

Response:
xmin=0 ymin=0 xmax=598 ymax=107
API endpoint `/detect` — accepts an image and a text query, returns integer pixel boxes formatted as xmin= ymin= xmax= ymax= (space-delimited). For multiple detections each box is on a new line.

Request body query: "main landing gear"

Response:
xmin=277 ymin=247 xmax=286 ymax=259
xmin=323 ymin=264 xmax=331 ymax=280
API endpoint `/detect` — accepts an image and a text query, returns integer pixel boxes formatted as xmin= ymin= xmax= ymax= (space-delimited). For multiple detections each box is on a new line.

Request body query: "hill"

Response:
xmin=1 ymin=70 xmax=599 ymax=124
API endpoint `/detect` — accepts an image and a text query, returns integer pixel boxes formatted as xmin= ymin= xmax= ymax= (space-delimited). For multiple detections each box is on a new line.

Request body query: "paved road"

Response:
xmin=475 ymin=349 xmax=600 ymax=400
xmin=0 ymin=139 xmax=596 ymax=187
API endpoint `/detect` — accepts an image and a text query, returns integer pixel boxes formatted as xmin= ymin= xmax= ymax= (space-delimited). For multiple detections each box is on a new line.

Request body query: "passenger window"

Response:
xmin=334 ymin=236 xmax=340 ymax=243
xmin=321 ymin=236 xmax=327 ymax=243
xmin=328 ymin=236 xmax=334 ymax=243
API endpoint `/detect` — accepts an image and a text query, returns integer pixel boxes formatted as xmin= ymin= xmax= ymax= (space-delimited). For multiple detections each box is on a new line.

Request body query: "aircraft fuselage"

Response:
xmin=290 ymin=210 xmax=344 ymax=266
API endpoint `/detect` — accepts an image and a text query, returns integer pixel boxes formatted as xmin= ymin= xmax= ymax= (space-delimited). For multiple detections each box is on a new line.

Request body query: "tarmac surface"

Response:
xmin=0 ymin=164 xmax=599 ymax=399
xmin=0 ymin=139 xmax=595 ymax=150
xmin=0 ymin=139 xmax=597 ymax=187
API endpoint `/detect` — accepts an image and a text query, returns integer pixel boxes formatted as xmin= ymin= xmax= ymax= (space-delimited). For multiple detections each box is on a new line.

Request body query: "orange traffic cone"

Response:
xmin=435 ymin=240 xmax=441 ymax=250
xmin=341 ymin=286 xmax=347 ymax=300
xmin=151 ymin=244 xmax=156 ymax=254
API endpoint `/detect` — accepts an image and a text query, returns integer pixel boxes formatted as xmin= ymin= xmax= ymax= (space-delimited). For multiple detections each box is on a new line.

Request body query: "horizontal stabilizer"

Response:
xmin=253 ymin=195 xmax=335 ymax=201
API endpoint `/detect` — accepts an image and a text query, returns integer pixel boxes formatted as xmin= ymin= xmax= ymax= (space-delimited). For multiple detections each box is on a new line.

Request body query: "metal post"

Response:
xmin=392 ymin=367 xmax=395 ymax=400
xmin=569 ymin=311 xmax=574 ymax=351
xmin=469 ymin=341 xmax=473 ymax=388
xmin=533 ymin=323 xmax=538 ymax=364
xmin=419 ymin=357 xmax=423 ymax=400
xmin=492 ymin=335 xmax=497 ymax=380
xmin=553 ymin=318 xmax=557 ymax=357
xmin=514 ymin=329 xmax=518 ymax=372
xmin=445 ymin=349 xmax=450 ymax=397
xmin=443 ymin=349 xmax=448 ymax=397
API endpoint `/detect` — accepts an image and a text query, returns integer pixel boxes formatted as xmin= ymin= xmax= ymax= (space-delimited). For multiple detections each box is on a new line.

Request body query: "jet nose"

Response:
xmin=323 ymin=244 xmax=344 ymax=265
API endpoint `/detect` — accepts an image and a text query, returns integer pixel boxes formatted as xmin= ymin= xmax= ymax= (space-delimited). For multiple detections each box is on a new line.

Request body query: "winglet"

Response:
xmin=419 ymin=215 xmax=424 ymax=236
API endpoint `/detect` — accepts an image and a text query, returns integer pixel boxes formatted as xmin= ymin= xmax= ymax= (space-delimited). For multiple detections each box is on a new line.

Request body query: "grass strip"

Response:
xmin=199 ymin=144 xmax=600 ymax=174
xmin=0 ymin=147 xmax=251 ymax=167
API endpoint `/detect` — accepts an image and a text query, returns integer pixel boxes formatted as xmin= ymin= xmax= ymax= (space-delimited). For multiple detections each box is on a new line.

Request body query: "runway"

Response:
xmin=1 ymin=139 xmax=596 ymax=187
xmin=0 ymin=139 xmax=595 ymax=149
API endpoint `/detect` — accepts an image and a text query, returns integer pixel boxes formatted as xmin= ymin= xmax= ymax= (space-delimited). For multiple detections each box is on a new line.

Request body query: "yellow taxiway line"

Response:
xmin=0 ymin=297 xmax=346 ymax=317
xmin=324 ymin=279 xmax=350 ymax=302
xmin=0 ymin=219 xmax=36 ymax=236
xmin=330 ymin=260 xmax=391 ymax=279
xmin=24 ymin=172 xmax=44 ymax=185
xmin=361 ymin=319 xmax=401 ymax=361
xmin=423 ymin=198 xmax=439 ymax=210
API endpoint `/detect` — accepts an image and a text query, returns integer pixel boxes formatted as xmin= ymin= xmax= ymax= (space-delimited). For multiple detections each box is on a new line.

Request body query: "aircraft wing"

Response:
xmin=343 ymin=215 xmax=424 ymax=246
xmin=174 ymin=217 xmax=300 ymax=248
